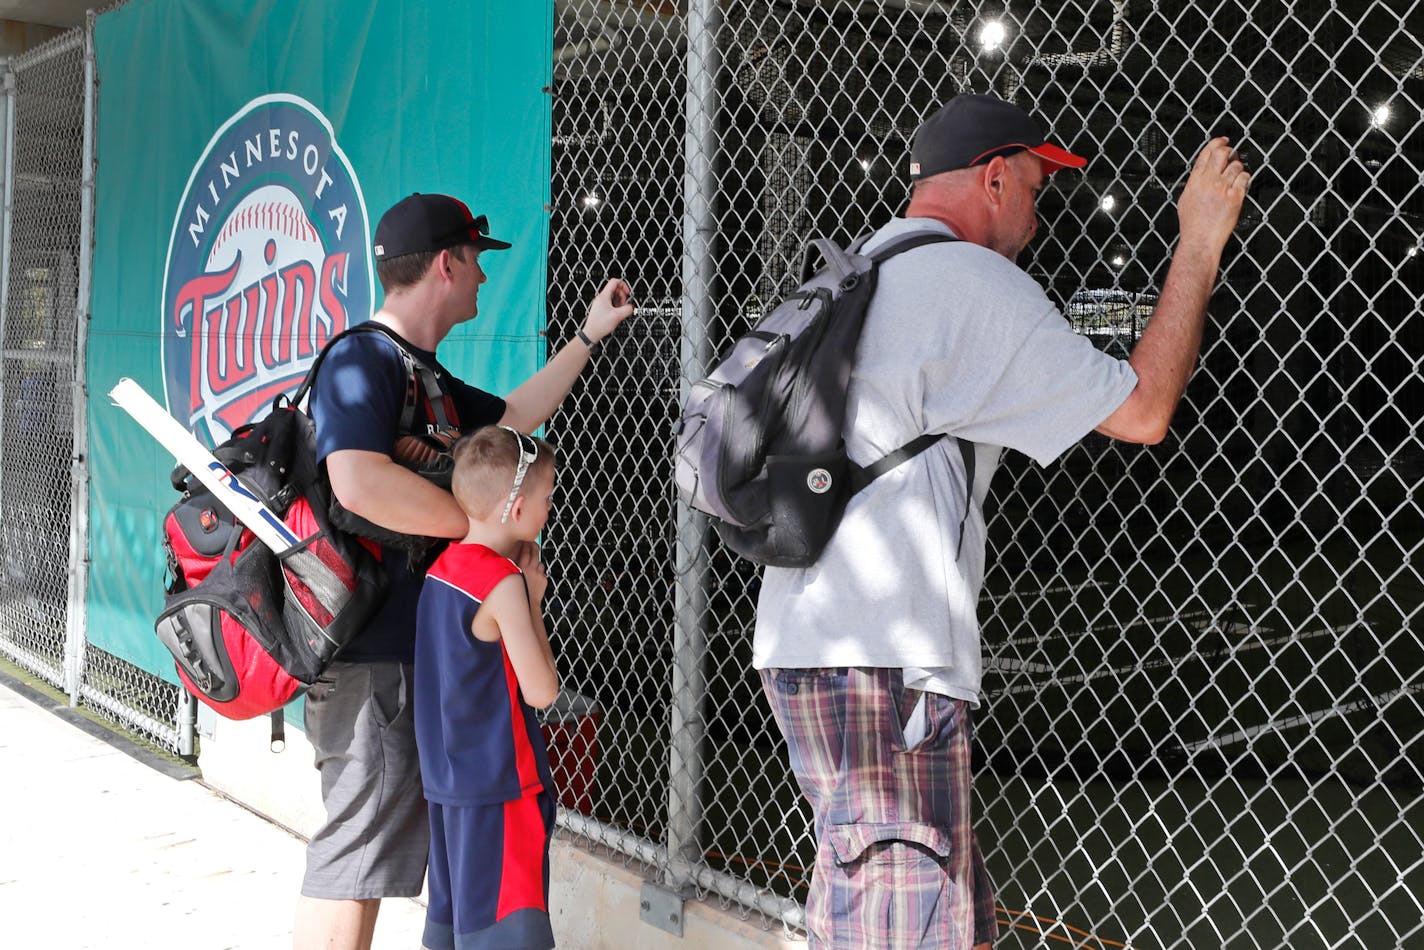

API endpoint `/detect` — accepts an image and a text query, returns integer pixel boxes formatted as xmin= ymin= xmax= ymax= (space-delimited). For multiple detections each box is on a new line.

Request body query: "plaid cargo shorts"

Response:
xmin=761 ymin=667 xmax=997 ymax=949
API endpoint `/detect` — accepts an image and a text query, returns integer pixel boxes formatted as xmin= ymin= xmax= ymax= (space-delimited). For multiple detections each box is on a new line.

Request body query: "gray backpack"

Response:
xmin=674 ymin=231 xmax=974 ymax=567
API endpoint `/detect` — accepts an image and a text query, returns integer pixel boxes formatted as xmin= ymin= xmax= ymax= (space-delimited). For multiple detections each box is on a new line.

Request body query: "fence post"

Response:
xmin=62 ymin=12 xmax=96 ymax=703
xmin=0 ymin=61 xmax=12 ymax=530
xmin=667 ymin=0 xmax=720 ymax=894
xmin=178 ymin=689 xmax=197 ymax=758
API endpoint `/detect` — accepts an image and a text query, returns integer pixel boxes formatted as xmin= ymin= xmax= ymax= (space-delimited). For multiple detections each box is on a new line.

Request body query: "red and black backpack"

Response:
xmin=157 ymin=323 xmax=451 ymax=738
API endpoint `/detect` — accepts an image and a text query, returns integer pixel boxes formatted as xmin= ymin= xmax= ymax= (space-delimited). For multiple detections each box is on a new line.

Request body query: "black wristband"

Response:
xmin=575 ymin=328 xmax=598 ymax=351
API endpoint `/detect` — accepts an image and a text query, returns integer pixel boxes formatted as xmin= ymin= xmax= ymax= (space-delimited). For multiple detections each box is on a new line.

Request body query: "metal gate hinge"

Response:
xmin=639 ymin=881 xmax=685 ymax=937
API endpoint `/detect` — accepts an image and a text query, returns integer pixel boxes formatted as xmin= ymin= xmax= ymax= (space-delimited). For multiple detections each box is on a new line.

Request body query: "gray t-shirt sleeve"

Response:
xmin=911 ymin=248 xmax=1138 ymax=466
xmin=946 ymin=307 xmax=1138 ymax=466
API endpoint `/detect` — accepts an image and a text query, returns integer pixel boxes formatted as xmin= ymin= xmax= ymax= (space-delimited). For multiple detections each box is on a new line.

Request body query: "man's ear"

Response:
xmin=982 ymin=156 xmax=1010 ymax=207
xmin=434 ymin=248 xmax=457 ymax=284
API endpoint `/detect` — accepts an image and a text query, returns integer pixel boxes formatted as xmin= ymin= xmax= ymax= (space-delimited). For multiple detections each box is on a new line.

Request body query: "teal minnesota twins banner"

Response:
xmin=164 ymin=94 xmax=373 ymax=443
xmin=87 ymin=0 xmax=553 ymax=677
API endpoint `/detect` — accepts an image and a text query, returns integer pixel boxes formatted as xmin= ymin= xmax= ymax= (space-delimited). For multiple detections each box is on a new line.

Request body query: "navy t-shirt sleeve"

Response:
xmin=311 ymin=334 xmax=408 ymax=462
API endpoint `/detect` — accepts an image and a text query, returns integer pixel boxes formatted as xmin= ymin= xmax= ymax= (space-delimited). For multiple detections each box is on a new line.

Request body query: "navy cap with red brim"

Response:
xmin=909 ymin=94 xmax=1088 ymax=179
xmin=372 ymin=193 xmax=512 ymax=262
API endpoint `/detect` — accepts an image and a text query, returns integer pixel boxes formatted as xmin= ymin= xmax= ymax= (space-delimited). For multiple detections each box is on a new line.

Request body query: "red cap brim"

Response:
xmin=1028 ymin=142 xmax=1088 ymax=173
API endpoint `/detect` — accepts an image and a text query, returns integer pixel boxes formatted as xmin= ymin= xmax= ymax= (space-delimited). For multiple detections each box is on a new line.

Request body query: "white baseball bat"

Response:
xmin=108 ymin=377 xmax=303 ymax=554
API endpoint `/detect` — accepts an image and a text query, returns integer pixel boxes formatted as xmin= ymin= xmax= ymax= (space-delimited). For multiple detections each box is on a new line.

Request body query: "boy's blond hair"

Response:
xmin=451 ymin=425 xmax=556 ymax=520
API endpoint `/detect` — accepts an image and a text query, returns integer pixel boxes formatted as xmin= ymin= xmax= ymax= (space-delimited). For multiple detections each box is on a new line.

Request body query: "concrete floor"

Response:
xmin=0 ymin=676 xmax=427 ymax=949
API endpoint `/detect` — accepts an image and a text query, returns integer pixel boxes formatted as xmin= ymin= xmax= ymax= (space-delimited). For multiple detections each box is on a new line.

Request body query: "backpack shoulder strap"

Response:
xmin=290 ymin=322 xmax=387 ymax=406
xmin=849 ymin=433 xmax=947 ymax=492
xmin=848 ymin=228 xmax=971 ymax=540
xmin=850 ymin=435 xmax=976 ymax=557
xmin=865 ymin=230 xmax=959 ymax=264
xmin=291 ymin=322 xmax=452 ymax=433
xmin=355 ymin=324 xmax=452 ymax=433
xmin=403 ymin=356 xmax=454 ymax=433
xmin=952 ymin=437 xmax=975 ymax=558
xmin=798 ymin=231 xmax=957 ymax=284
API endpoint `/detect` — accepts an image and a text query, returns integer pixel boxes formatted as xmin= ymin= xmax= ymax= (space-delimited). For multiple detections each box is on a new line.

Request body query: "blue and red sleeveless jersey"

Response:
xmin=414 ymin=543 xmax=553 ymax=805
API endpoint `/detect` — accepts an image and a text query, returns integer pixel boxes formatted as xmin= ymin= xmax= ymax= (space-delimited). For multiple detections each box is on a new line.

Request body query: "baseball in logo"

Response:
xmin=807 ymin=468 xmax=833 ymax=494
xmin=162 ymin=94 xmax=372 ymax=444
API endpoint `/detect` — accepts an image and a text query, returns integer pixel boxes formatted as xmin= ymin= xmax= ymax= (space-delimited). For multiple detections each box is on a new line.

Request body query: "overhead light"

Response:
xmin=979 ymin=20 xmax=1006 ymax=51
xmin=1372 ymin=104 xmax=1391 ymax=127
xmin=582 ymin=193 xmax=601 ymax=208
xmin=1100 ymin=194 xmax=1116 ymax=213
xmin=1408 ymin=246 xmax=1419 ymax=259
xmin=858 ymin=158 xmax=871 ymax=171
xmin=1111 ymin=254 xmax=1126 ymax=268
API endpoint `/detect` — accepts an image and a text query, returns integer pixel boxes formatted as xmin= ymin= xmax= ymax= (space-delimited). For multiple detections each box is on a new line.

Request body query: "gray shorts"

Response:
xmin=301 ymin=660 xmax=429 ymax=899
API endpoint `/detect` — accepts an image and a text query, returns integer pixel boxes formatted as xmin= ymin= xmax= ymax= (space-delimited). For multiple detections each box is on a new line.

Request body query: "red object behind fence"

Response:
xmin=541 ymin=690 xmax=601 ymax=817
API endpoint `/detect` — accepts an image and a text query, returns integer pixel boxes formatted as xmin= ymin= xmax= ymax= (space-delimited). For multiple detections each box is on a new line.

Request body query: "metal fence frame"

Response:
xmin=0 ymin=14 xmax=187 ymax=756
xmin=2 ymin=3 xmax=1420 ymax=946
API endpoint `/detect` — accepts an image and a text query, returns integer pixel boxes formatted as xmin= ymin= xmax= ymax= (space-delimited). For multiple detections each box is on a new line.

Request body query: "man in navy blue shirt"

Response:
xmin=294 ymin=192 xmax=634 ymax=950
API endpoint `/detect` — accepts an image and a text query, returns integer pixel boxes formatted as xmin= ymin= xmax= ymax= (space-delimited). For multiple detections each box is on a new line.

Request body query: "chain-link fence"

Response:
xmin=0 ymin=30 xmax=83 ymax=691
xmin=0 ymin=20 xmax=186 ymax=754
xmin=1 ymin=1 xmax=1419 ymax=944
xmin=545 ymin=0 xmax=1422 ymax=946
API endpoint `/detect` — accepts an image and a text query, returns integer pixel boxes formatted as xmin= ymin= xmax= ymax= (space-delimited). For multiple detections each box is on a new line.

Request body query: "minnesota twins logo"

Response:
xmin=162 ymin=94 xmax=372 ymax=443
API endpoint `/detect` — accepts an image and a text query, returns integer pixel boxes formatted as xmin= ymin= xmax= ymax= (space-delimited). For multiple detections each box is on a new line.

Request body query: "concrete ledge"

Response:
xmin=198 ymin=710 xmax=327 ymax=834
xmin=201 ymin=713 xmax=804 ymax=948
xmin=550 ymin=839 xmax=800 ymax=949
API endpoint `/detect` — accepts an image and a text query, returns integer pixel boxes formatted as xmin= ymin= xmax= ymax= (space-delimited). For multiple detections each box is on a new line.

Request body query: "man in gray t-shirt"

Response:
xmin=754 ymin=94 xmax=1249 ymax=949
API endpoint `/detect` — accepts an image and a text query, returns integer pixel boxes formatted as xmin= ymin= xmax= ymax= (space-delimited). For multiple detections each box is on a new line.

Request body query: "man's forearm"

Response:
xmin=1096 ymin=137 xmax=1248 ymax=445
xmin=1130 ymin=237 xmax=1225 ymax=419
xmin=327 ymin=449 xmax=468 ymax=539
xmin=499 ymin=336 xmax=593 ymax=431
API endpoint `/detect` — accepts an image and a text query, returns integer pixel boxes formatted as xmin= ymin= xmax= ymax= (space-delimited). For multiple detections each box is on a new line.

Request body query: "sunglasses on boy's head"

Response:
xmin=498 ymin=425 xmax=539 ymax=524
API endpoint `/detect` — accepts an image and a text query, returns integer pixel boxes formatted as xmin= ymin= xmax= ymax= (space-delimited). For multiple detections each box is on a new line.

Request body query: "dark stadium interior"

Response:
xmin=539 ymin=0 xmax=1418 ymax=941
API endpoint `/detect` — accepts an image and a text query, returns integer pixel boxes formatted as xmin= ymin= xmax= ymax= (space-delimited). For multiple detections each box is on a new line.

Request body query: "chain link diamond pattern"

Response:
xmin=547 ymin=1 xmax=1422 ymax=944
xmin=0 ymin=30 xmax=184 ymax=754
xmin=0 ymin=2 xmax=1416 ymax=942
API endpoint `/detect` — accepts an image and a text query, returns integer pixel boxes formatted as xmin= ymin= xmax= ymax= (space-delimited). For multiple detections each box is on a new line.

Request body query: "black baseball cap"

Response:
xmin=909 ymin=93 xmax=1087 ymax=180
xmin=372 ymin=193 xmax=512 ymax=261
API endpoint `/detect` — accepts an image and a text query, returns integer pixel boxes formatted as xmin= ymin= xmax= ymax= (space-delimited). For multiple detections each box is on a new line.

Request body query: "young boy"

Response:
xmin=414 ymin=424 xmax=560 ymax=950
